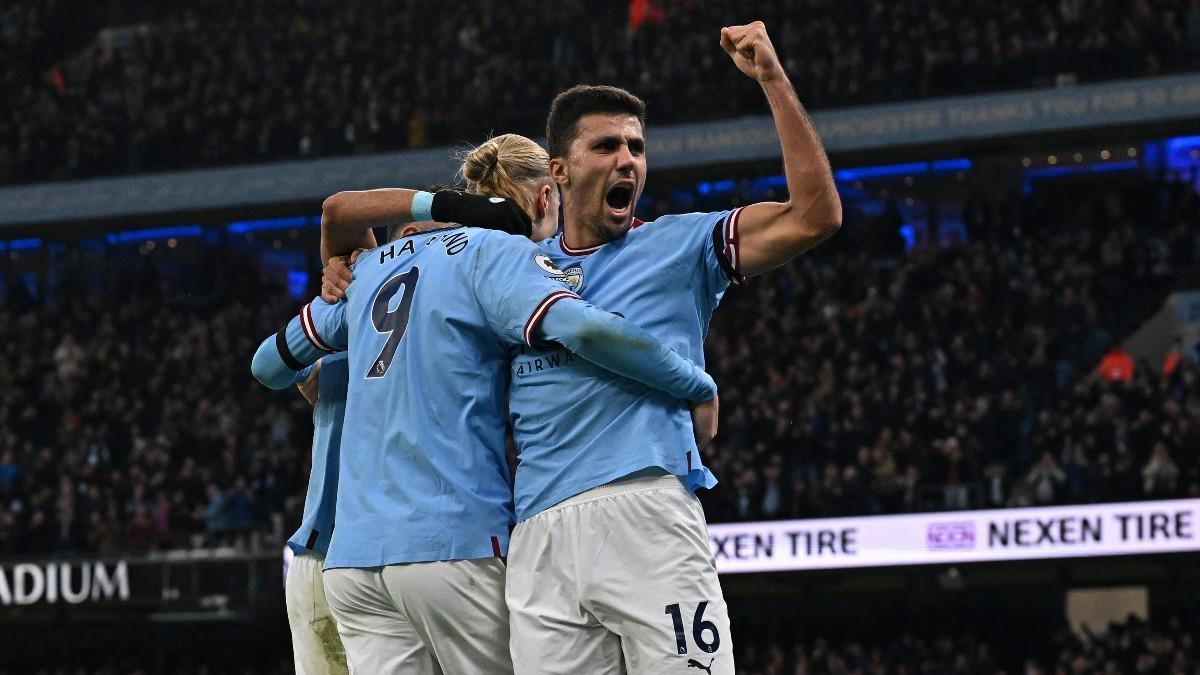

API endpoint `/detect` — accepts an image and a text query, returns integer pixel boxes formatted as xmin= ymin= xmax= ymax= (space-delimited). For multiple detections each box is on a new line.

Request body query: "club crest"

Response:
xmin=534 ymin=254 xmax=584 ymax=292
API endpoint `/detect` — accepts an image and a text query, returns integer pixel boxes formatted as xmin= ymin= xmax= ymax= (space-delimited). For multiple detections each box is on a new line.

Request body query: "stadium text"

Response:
xmin=707 ymin=499 xmax=1200 ymax=574
xmin=988 ymin=510 xmax=1192 ymax=548
xmin=0 ymin=561 xmax=130 ymax=606
xmin=711 ymin=528 xmax=857 ymax=561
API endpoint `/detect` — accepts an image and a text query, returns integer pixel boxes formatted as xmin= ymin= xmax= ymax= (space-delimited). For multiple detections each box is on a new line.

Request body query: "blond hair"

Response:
xmin=459 ymin=134 xmax=550 ymax=219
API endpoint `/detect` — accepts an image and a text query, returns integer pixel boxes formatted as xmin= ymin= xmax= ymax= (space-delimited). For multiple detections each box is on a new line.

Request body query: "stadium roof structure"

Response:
xmin=3 ymin=73 xmax=1200 ymax=230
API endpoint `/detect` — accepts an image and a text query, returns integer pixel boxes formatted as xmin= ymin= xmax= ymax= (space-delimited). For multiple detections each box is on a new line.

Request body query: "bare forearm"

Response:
xmin=320 ymin=189 xmax=417 ymax=260
xmin=762 ymin=77 xmax=839 ymax=228
xmin=719 ymin=21 xmax=843 ymax=276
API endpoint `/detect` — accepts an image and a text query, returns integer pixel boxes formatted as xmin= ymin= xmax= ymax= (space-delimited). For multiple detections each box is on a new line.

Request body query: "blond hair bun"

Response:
xmin=459 ymin=134 xmax=550 ymax=220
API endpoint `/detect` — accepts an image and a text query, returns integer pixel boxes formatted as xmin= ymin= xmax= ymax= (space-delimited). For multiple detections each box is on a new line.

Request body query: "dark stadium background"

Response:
xmin=3 ymin=0 xmax=1200 ymax=672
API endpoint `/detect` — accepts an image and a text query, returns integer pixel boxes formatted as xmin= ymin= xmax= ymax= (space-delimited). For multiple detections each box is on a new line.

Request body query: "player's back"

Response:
xmin=325 ymin=226 xmax=522 ymax=569
xmin=288 ymin=353 xmax=349 ymax=557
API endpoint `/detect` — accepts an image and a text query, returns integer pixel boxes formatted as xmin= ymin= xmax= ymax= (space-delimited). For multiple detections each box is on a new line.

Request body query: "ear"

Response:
xmin=536 ymin=184 xmax=552 ymax=219
xmin=400 ymin=224 xmax=422 ymax=238
xmin=549 ymin=157 xmax=569 ymax=188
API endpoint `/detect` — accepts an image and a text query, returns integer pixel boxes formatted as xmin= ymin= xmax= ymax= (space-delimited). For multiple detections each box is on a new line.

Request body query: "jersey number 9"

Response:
xmin=366 ymin=266 xmax=420 ymax=379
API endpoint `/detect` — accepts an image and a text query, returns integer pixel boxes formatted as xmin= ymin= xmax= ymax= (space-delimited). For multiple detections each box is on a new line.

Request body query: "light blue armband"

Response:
xmin=411 ymin=191 xmax=435 ymax=222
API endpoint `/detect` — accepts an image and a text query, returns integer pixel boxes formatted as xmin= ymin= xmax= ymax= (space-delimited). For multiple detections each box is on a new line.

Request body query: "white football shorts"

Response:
xmin=322 ymin=557 xmax=513 ymax=674
xmin=286 ymin=550 xmax=350 ymax=675
xmin=506 ymin=473 xmax=734 ymax=675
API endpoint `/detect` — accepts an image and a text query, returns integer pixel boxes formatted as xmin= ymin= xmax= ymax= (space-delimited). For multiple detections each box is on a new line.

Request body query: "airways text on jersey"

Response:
xmin=512 ymin=346 xmax=578 ymax=378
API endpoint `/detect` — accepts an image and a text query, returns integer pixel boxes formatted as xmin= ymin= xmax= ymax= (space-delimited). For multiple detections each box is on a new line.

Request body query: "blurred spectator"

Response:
xmin=204 ymin=483 xmax=227 ymax=541
xmin=1026 ymin=452 xmax=1068 ymax=504
xmin=1098 ymin=343 xmax=1136 ymax=383
xmin=1164 ymin=336 xmax=1185 ymax=376
xmin=0 ymin=450 xmax=17 ymax=488
xmin=1143 ymin=441 xmax=1181 ymax=496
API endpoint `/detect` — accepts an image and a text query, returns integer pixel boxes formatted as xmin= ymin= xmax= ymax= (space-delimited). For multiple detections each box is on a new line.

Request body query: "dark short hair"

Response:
xmin=546 ymin=85 xmax=646 ymax=159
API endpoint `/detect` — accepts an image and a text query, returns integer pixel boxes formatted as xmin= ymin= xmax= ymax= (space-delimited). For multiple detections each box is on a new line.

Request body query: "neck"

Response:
xmin=562 ymin=203 xmax=618 ymax=251
xmin=563 ymin=226 xmax=605 ymax=251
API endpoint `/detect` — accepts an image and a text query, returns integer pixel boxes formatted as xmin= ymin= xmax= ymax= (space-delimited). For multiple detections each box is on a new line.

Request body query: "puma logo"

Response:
xmin=686 ymin=657 xmax=714 ymax=674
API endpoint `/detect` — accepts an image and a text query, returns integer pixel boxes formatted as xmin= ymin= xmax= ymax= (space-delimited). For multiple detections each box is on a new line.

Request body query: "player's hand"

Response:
xmin=296 ymin=359 xmax=322 ymax=407
xmin=320 ymin=249 xmax=364 ymax=303
xmin=720 ymin=21 xmax=784 ymax=83
xmin=690 ymin=395 xmax=719 ymax=450
xmin=431 ymin=190 xmax=532 ymax=237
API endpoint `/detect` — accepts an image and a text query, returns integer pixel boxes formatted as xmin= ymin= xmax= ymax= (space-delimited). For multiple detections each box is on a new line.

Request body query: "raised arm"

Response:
xmin=719 ymin=21 xmax=842 ymax=277
xmin=536 ymin=299 xmax=716 ymax=404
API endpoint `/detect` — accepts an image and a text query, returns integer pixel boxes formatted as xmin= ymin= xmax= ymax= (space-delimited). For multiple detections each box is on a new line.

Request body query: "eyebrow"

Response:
xmin=591 ymin=135 xmax=646 ymax=149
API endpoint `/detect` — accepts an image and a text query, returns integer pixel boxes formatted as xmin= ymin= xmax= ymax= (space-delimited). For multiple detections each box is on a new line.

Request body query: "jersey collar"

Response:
xmin=557 ymin=219 xmax=644 ymax=257
xmin=559 ymin=237 xmax=604 ymax=257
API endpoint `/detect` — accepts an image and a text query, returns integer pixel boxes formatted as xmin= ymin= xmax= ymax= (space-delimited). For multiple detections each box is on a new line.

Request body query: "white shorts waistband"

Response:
xmin=541 ymin=472 xmax=685 ymax=514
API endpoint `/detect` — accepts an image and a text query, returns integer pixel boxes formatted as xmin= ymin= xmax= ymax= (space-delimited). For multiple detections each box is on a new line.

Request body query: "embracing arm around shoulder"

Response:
xmin=250 ymin=299 xmax=347 ymax=390
xmin=537 ymin=299 xmax=717 ymax=403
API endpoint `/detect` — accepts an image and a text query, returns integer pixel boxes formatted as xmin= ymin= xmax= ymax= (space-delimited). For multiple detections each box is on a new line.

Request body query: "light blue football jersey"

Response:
xmin=286 ymin=353 xmax=348 ymax=557
xmin=297 ymin=227 xmax=584 ymax=568
xmin=509 ymin=208 xmax=745 ymax=521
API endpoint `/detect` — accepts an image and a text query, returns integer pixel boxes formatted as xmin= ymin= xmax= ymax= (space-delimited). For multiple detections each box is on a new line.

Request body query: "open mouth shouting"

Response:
xmin=604 ymin=180 xmax=636 ymax=224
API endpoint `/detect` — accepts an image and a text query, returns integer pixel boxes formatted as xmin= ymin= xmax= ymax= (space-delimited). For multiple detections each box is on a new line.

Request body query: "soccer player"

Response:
xmin=281 ymin=356 xmax=350 ymax=675
xmin=251 ymin=155 xmax=720 ymax=673
xmin=499 ymin=22 xmax=842 ymax=674
xmin=320 ymin=31 xmax=836 ymax=667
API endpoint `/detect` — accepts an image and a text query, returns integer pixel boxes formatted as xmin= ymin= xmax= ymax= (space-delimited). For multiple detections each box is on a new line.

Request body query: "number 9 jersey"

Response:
xmin=271 ymin=226 xmax=580 ymax=570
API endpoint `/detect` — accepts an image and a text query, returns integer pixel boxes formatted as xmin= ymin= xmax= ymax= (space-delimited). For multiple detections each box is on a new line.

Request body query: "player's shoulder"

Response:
xmin=468 ymin=228 xmax=541 ymax=257
xmin=628 ymin=211 xmax=735 ymax=251
xmin=636 ymin=210 xmax=732 ymax=233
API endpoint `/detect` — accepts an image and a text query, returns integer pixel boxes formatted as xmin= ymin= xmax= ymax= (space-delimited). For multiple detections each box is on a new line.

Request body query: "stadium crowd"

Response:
xmin=0 ymin=172 xmax=1197 ymax=554
xmin=698 ymin=173 xmax=1200 ymax=522
xmin=0 ymin=257 xmax=313 ymax=555
xmin=731 ymin=614 xmax=1199 ymax=675
xmin=4 ymin=0 xmax=1200 ymax=183
xmin=10 ymin=613 xmax=1194 ymax=674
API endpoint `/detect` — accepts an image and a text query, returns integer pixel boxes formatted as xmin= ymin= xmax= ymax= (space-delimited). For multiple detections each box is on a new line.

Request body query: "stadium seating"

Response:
xmin=8 ymin=612 xmax=1193 ymax=673
xmin=3 ymin=0 xmax=1200 ymax=183
xmin=0 ymin=261 xmax=311 ymax=555
xmin=0 ymin=172 xmax=1197 ymax=554
xmin=697 ymin=171 xmax=1200 ymax=523
xmin=730 ymin=614 xmax=1197 ymax=675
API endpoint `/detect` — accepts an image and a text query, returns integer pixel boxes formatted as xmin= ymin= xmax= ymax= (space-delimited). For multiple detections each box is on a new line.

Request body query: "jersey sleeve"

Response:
xmin=657 ymin=209 xmax=747 ymax=298
xmin=469 ymin=232 xmax=580 ymax=346
xmin=250 ymin=297 xmax=348 ymax=390
xmin=294 ymin=363 xmax=316 ymax=384
xmin=701 ymin=207 xmax=747 ymax=290
xmin=538 ymin=299 xmax=717 ymax=402
xmin=711 ymin=207 xmax=747 ymax=284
